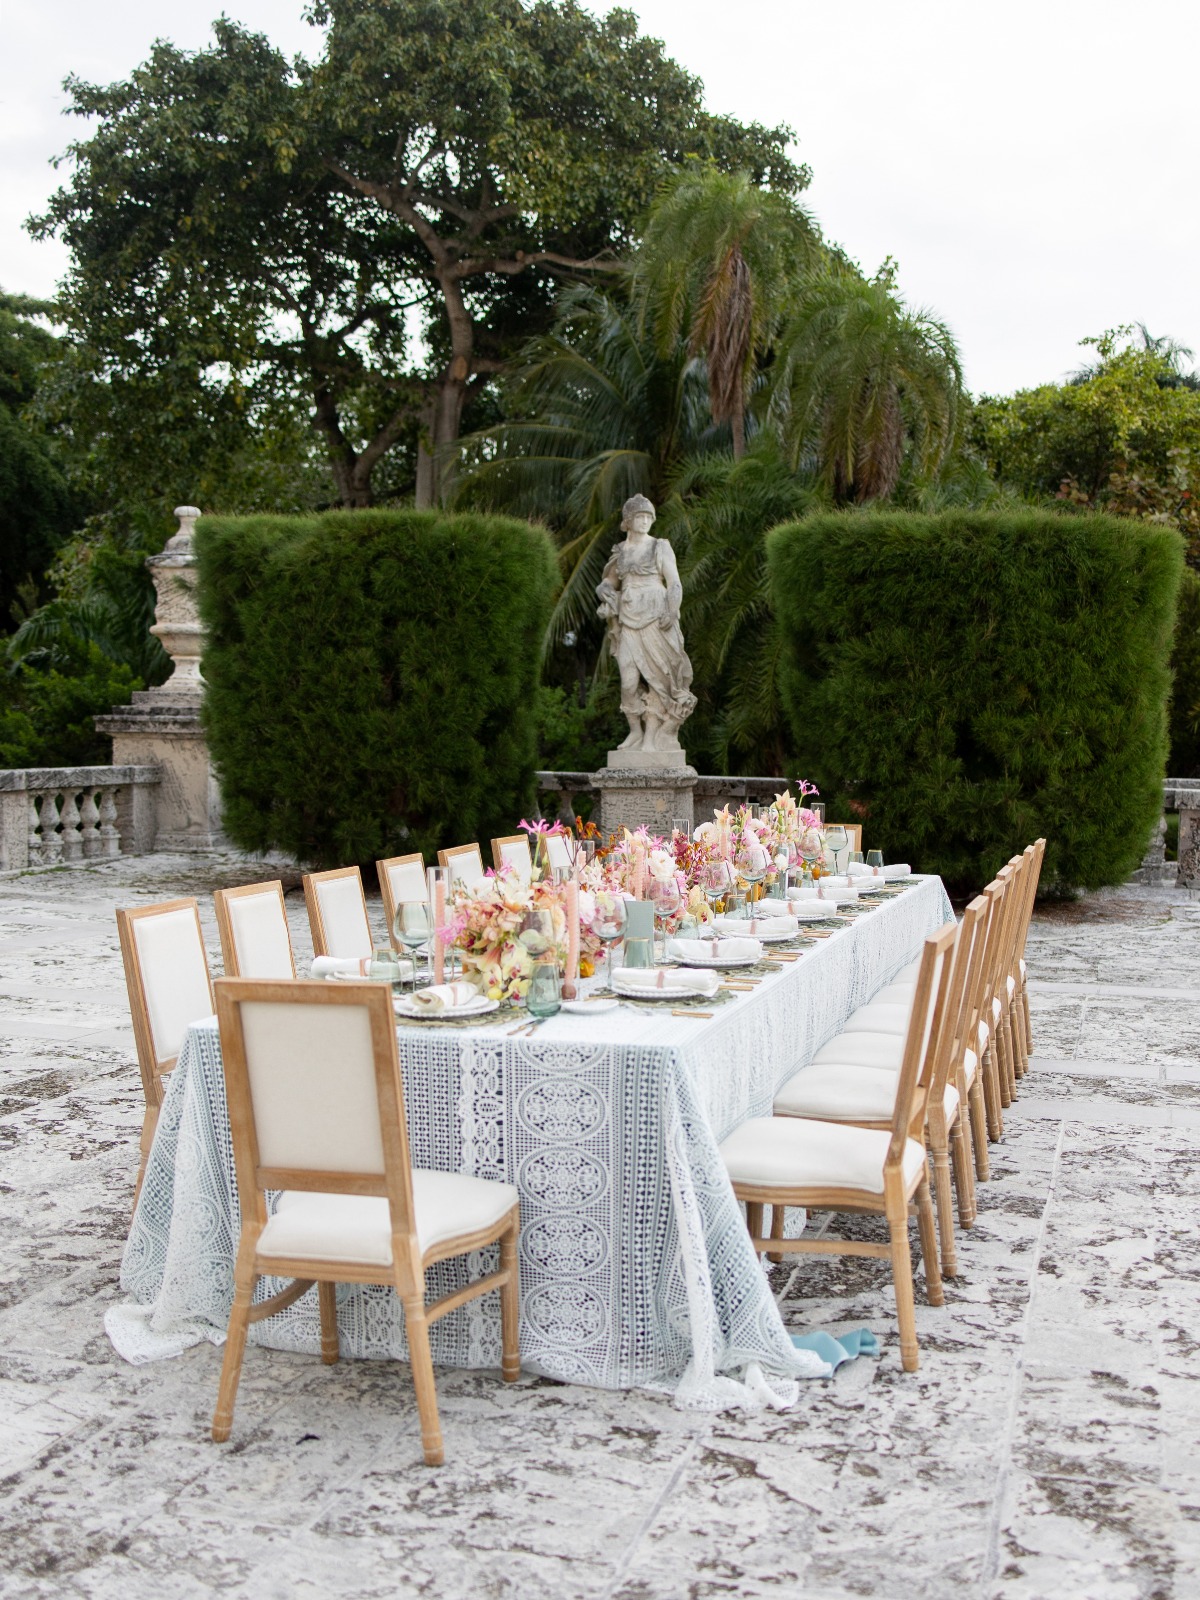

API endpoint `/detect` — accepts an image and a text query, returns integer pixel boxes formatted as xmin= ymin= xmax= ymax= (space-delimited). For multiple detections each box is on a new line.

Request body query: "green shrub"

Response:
xmin=0 ymin=647 xmax=141 ymax=768
xmin=196 ymin=510 xmax=558 ymax=868
xmin=766 ymin=509 xmax=1183 ymax=894
xmin=1168 ymin=567 xmax=1200 ymax=778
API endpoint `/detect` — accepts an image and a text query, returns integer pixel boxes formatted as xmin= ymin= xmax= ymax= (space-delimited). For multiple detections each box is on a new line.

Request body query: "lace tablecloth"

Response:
xmin=108 ymin=876 xmax=953 ymax=1409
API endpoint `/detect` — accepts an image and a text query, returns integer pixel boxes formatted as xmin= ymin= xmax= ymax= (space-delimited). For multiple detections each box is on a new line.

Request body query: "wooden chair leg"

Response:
xmin=914 ymin=1177 xmax=944 ymax=1308
xmin=951 ymin=1114 xmax=975 ymax=1228
xmin=212 ymin=1271 xmax=256 ymax=1443
xmin=968 ymin=1076 xmax=991 ymax=1182
xmin=318 ymin=1280 xmax=340 ymax=1365
xmin=403 ymin=1297 xmax=445 ymax=1468
xmin=983 ymin=1040 xmax=1004 ymax=1139
xmin=888 ymin=1213 xmax=920 ymax=1372
xmin=133 ymin=1105 xmax=158 ymax=1214
xmin=929 ymin=1134 xmax=958 ymax=1277
xmin=768 ymin=1203 xmax=786 ymax=1264
xmin=999 ymin=1014 xmax=1017 ymax=1103
xmin=499 ymin=1221 xmax=521 ymax=1383
xmin=1011 ymin=998 xmax=1028 ymax=1078
xmin=1021 ymin=984 xmax=1033 ymax=1055
xmin=746 ymin=1201 xmax=764 ymax=1249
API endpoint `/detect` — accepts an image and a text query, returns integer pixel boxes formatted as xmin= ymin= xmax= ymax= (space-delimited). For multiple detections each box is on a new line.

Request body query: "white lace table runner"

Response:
xmin=108 ymin=877 xmax=953 ymax=1410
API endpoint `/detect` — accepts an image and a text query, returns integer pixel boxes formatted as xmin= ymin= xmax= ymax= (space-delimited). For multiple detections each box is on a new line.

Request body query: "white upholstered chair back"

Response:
xmin=303 ymin=868 xmax=373 ymax=958
xmin=215 ymin=882 xmax=295 ymax=980
xmin=543 ymin=832 xmax=574 ymax=874
xmin=491 ymin=835 xmax=533 ymax=883
xmin=238 ymin=999 xmax=385 ymax=1175
xmin=438 ymin=843 xmax=486 ymax=889
xmin=126 ymin=902 xmax=215 ymax=1066
xmin=376 ymin=854 xmax=428 ymax=950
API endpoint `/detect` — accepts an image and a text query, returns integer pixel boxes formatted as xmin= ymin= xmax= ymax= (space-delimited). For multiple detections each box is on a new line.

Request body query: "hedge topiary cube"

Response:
xmin=195 ymin=509 xmax=558 ymax=869
xmin=765 ymin=509 xmax=1184 ymax=894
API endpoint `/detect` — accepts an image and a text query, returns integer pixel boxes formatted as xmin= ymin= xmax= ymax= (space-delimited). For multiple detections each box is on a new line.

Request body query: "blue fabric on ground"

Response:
xmin=791 ymin=1328 xmax=880 ymax=1371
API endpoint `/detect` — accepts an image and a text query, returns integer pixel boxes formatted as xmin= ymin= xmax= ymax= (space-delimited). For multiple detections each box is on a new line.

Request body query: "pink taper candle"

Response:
xmin=564 ymin=878 xmax=580 ymax=999
xmin=433 ymin=877 xmax=446 ymax=983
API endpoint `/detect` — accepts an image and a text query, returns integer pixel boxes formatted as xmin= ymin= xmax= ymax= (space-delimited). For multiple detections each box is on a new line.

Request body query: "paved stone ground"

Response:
xmin=1 ymin=853 xmax=1198 ymax=1599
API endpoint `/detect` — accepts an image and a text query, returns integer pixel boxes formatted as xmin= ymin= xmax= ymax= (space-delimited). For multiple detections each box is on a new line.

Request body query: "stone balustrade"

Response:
xmin=0 ymin=767 xmax=161 ymax=872
xmin=536 ymin=770 xmax=790 ymax=828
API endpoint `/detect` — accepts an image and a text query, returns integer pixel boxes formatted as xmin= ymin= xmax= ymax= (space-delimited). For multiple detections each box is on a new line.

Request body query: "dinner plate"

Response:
xmin=712 ymin=917 xmax=797 ymax=943
xmin=560 ymin=996 xmax=620 ymax=1014
xmin=393 ymin=993 xmax=499 ymax=1019
xmin=612 ymin=974 xmax=717 ymax=1001
xmin=672 ymin=944 xmax=761 ymax=968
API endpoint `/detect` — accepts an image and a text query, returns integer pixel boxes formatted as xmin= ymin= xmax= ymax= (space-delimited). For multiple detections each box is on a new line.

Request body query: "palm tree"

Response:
xmin=455 ymin=285 xmax=712 ymax=643
xmin=771 ymin=269 xmax=963 ymax=501
xmin=634 ymin=167 xmax=819 ymax=459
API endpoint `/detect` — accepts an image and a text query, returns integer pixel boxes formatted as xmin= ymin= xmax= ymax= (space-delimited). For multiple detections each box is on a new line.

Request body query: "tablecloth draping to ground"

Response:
xmin=107 ymin=876 xmax=953 ymax=1410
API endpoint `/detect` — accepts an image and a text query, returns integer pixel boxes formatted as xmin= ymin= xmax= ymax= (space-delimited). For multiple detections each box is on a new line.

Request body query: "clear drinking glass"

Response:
xmin=368 ymin=946 xmax=401 ymax=988
xmin=394 ymin=902 xmax=433 ymax=992
xmin=672 ymin=817 xmax=691 ymax=843
xmin=648 ymin=877 xmax=682 ymax=964
xmin=518 ymin=908 xmax=555 ymax=958
xmin=526 ymin=958 xmax=562 ymax=1018
xmin=867 ymin=848 xmax=884 ymax=872
xmin=592 ymin=890 xmax=627 ymax=986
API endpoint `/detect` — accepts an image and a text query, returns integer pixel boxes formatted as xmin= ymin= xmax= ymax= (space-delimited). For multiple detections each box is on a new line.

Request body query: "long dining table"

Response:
xmin=107 ymin=875 xmax=954 ymax=1409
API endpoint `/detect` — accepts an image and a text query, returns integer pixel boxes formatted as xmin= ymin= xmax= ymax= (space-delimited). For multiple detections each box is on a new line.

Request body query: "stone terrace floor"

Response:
xmin=1 ymin=853 xmax=1198 ymax=1599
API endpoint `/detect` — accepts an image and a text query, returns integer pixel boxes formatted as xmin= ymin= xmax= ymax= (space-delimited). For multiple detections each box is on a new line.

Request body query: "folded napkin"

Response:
xmin=791 ymin=1327 xmax=880 ymax=1373
xmin=669 ymin=935 xmax=762 ymax=963
xmin=310 ymin=956 xmax=368 ymax=979
xmin=847 ymin=862 xmax=912 ymax=881
xmin=411 ymin=980 xmax=479 ymax=1012
xmin=751 ymin=899 xmax=791 ymax=917
xmin=788 ymin=884 xmax=860 ymax=903
xmin=613 ymin=966 xmax=720 ymax=998
xmin=712 ymin=914 xmax=796 ymax=939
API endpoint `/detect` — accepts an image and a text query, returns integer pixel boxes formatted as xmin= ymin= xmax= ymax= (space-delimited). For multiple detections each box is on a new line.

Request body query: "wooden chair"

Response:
xmin=116 ymin=898 xmax=215 ymax=1207
xmin=491 ymin=834 xmax=533 ymax=882
xmin=214 ymin=881 xmax=296 ymax=980
xmin=437 ymin=843 xmax=486 ymax=889
xmin=720 ymin=921 xmax=955 ymax=1371
xmin=377 ymin=854 xmax=428 ymax=951
xmin=1009 ymin=839 xmax=1046 ymax=1076
xmin=210 ymin=978 xmax=521 ymax=1465
xmin=303 ymin=866 xmax=373 ymax=959
xmin=772 ymin=905 xmax=982 ymax=1276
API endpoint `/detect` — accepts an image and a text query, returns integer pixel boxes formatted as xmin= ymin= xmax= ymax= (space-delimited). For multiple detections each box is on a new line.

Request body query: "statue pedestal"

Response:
xmin=592 ymin=762 xmax=698 ymax=835
xmin=95 ymin=506 xmax=225 ymax=852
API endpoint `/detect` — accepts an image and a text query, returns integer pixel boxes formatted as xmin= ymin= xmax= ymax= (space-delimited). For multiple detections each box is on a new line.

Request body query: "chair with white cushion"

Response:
xmin=437 ymin=842 xmax=487 ymax=889
xmin=214 ymin=881 xmax=296 ymax=980
xmin=116 ymin=899 xmax=215 ymax=1207
xmin=721 ymin=920 xmax=955 ymax=1372
xmin=303 ymin=866 xmax=374 ymax=959
xmin=491 ymin=834 xmax=533 ymax=883
xmin=210 ymin=979 xmax=521 ymax=1465
xmin=377 ymin=854 xmax=428 ymax=950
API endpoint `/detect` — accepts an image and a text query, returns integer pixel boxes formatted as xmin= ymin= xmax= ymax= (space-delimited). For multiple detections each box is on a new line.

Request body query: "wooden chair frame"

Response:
xmin=116 ymin=898 xmax=214 ymax=1208
xmin=210 ymin=978 xmax=520 ymax=1465
xmin=213 ymin=880 xmax=296 ymax=980
xmin=377 ymin=854 xmax=428 ymax=952
xmin=739 ymin=921 xmax=956 ymax=1371
xmin=491 ymin=834 xmax=533 ymax=879
xmin=303 ymin=866 xmax=372 ymax=959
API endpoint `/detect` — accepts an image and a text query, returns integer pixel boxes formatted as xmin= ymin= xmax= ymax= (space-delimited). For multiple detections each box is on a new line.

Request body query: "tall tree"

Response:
xmin=771 ymin=268 xmax=963 ymax=501
xmin=634 ymin=166 xmax=818 ymax=457
xmin=35 ymin=3 xmax=803 ymax=509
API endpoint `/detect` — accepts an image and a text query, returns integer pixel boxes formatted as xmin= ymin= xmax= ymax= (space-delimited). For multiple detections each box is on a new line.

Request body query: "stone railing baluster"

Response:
xmin=0 ymin=768 xmax=158 ymax=872
xmin=79 ymin=790 xmax=101 ymax=857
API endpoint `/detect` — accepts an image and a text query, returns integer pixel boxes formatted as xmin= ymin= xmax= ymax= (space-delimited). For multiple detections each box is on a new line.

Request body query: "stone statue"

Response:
xmin=596 ymin=494 xmax=696 ymax=761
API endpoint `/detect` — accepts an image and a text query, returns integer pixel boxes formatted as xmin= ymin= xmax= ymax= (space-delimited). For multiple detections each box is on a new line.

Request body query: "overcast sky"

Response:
xmin=3 ymin=0 xmax=1196 ymax=396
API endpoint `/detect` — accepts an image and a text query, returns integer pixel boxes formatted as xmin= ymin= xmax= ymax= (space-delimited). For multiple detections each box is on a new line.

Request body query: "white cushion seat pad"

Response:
xmin=841 ymin=1000 xmax=912 ymax=1036
xmin=895 ymin=959 xmax=921 ymax=983
xmin=775 ymin=1068 xmax=959 ymax=1125
xmin=720 ymin=1116 xmax=926 ymax=1196
xmin=872 ymin=981 xmax=916 ymax=1006
xmin=810 ymin=1031 xmax=905 ymax=1072
xmin=258 ymin=1170 xmax=518 ymax=1267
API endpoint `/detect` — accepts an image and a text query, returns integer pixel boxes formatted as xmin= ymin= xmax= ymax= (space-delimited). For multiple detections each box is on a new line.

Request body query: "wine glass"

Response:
xmin=593 ymin=890 xmax=627 ymax=987
xmin=703 ymin=859 xmax=733 ymax=919
xmin=647 ymin=876 xmax=682 ymax=964
xmin=825 ymin=824 xmax=848 ymax=876
xmin=394 ymin=901 xmax=433 ymax=993
xmin=734 ymin=836 xmax=769 ymax=918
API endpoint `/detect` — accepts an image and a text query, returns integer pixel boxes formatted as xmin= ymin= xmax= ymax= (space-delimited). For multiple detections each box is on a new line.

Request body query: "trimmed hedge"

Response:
xmin=766 ymin=510 xmax=1184 ymax=894
xmin=1168 ymin=566 xmax=1200 ymax=779
xmin=196 ymin=510 xmax=558 ymax=869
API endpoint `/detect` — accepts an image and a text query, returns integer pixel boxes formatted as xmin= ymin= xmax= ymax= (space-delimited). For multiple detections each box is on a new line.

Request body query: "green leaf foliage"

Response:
xmin=766 ymin=510 xmax=1184 ymax=894
xmin=195 ymin=510 xmax=558 ymax=867
xmin=0 ymin=647 xmax=141 ymax=768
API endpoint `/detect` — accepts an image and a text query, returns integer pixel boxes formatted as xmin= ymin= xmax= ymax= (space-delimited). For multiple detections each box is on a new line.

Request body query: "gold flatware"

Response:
xmin=672 ymin=1009 xmax=713 ymax=1019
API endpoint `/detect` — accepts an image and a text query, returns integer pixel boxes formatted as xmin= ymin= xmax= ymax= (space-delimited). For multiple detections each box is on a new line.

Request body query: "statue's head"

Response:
xmin=620 ymin=493 xmax=656 ymax=534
